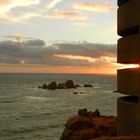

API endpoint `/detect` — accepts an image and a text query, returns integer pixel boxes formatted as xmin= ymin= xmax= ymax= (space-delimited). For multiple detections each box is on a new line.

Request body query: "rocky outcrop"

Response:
xmin=41 ymin=84 xmax=47 ymax=89
xmin=39 ymin=80 xmax=93 ymax=90
xmin=73 ymin=92 xmax=84 ymax=95
xmin=83 ymin=84 xmax=93 ymax=87
xmin=47 ymin=81 xmax=57 ymax=90
xmin=76 ymin=84 xmax=81 ymax=87
xmin=65 ymin=80 xmax=76 ymax=88
xmin=60 ymin=109 xmax=117 ymax=140
xmin=58 ymin=83 xmax=66 ymax=89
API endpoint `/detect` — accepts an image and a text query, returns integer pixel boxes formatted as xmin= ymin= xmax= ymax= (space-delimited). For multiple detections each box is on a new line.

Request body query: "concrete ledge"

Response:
xmin=117 ymin=35 xmax=140 ymax=64
xmin=117 ymin=96 xmax=140 ymax=127
xmin=117 ymin=0 xmax=140 ymax=33
xmin=117 ymin=68 xmax=140 ymax=95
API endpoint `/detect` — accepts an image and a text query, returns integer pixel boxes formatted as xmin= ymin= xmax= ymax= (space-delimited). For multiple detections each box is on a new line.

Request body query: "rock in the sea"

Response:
xmin=65 ymin=80 xmax=76 ymax=88
xmin=47 ymin=81 xmax=57 ymax=90
xmin=60 ymin=109 xmax=117 ymax=140
xmin=76 ymin=84 xmax=81 ymax=87
xmin=38 ymin=86 xmax=42 ymax=89
xmin=42 ymin=84 xmax=47 ymax=89
xmin=83 ymin=84 xmax=93 ymax=87
xmin=58 ymin=83 xmax=66 ymax=89
xmin=73 ymin=92 xmax=79 ymax=94
xmin=78 ymin=108 xmax=88 ymax=116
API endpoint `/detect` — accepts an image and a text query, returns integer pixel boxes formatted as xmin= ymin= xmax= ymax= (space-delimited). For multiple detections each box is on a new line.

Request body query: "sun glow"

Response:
xmin=54 ymin=54 xmax=96 ymax=62
xmin=121 ymin=64 xmax=139 ymax=69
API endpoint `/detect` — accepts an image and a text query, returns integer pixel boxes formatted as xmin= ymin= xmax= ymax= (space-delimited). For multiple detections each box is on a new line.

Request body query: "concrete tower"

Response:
xmin=117 ymin=0 xmax=140 ymax=136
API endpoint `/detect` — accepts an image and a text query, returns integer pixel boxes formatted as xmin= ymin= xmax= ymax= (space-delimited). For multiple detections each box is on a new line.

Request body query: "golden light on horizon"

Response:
xmin=54 ymin=54 xmax=96 ymax=62
xmin=119 ymin=64 xmax=139 ymax=69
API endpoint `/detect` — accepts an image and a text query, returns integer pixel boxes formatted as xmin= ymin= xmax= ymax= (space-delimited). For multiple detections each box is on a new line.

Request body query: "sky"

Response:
xmin=0 ymin=0 xmax=135 ymax=74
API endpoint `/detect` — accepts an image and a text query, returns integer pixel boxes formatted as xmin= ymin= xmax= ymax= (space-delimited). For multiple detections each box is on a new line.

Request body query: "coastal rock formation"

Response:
xmin=76 ymin=84 xmax=81 ymax=87
xmin=60 ymin=109 xmax=117 ymax=140
xmin=65 ymin=80 xmax=76 ymax=88
xmin=58 ymin=83 xmax=66 ymax=89
xmin=83 ymin=84 xmax=93 ymax=87
xmin=73 ymin=92 xmax=84 ymax=95
xmin=41 ymin=84 xmax=47 ymax=89
xmin=39 ymin=80 xmax=93 ymax=90
xmin=47 ymin=81 xmax=57 ymax=90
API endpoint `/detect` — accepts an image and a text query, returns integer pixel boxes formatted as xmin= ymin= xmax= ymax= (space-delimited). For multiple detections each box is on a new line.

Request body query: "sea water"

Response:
xmin=0 ymin=73 xmax=121 ymax=140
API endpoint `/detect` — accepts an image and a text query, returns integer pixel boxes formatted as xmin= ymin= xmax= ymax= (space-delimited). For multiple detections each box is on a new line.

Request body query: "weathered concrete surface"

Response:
xmin=117 ymin=68 xmax=140 ymax=96
xmin=117 ymin=35 xmax=140 ymax=64
xmin=117 ymin=0 xmax=140 ymax=34
xmin=117 ymin=96 xmax=140 ymax=136
xmin=117 ymin=0 xmax=140 ymax=137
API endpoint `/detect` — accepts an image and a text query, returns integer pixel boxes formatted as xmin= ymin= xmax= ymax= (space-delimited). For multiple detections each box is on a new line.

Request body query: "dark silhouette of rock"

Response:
xmin=92 ymin=109 xmax=100 ymax=117
xmin=60 ymin=109 xmax=117 ymax=140
xmin=113 ymin=90 xmax=118 ymax=93
xmin=65 ymin=80 xmax=76 ymax=88
xmin=73 ymin=92 xmax=84 ymax=95
xmin=83 ymin=84 xmax=93 ymax=87
xmin=42 ymin=84 xmax=47 ymax=89
xmin=66 ymin=116 xmax=93 ymax=130
xmin=78 ymin=108 xmax=88 ymax=116
xmin=58 ymin=83 xmax=66 ymax=89
xmin=47 ymin=81 xmax=57 ymax=90
xmin=38 ymin=86 xmax=42 ymax=88
xmin=73 ymin=92 xmax=79 ymax=94
xmin=76 ymin=84 xmax=81 ymax=87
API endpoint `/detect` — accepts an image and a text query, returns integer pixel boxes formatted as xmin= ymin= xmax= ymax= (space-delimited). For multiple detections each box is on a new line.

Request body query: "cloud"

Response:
xmin=0 ymin=0 xmax=40 ymax=13
xmin=24 ymin=39 xmax=45 ymax=47
xmin=0 ymin=37 xmax=117 ymax=68
xmin=0 ymin=0 xmax=11 ymax=5
xmin=44 ymin=10 xmax=86 ymax=20
xmin=46 ymin=0 xmax=64 ymax=10
xmin=4 ymin=34 xmax=32 ymax=41
xmin=42 ymin=9 xmax=86 ymax=20
xmin=0 ymin=0 xmax=41 ymax=22
xmin=74 ymin=2 xmax=113 ymax=12
xmin=0 ymin=0 xmax=66 ymax=22
xmin=73 ymin=22 xmax=96 ymax=27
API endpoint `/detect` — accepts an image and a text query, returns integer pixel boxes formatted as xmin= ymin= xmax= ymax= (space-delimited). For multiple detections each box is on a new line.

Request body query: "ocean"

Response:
xmin=0 ymin=73 xmax=121 ymax=140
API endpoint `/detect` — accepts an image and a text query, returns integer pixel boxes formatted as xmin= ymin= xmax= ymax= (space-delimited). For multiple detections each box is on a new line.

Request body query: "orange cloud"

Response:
xmin=42 ymin=9 xmax=86 ymax=20
xmin=54 ymin=54 xmax=96 ymax=63
xmin=0 ymin=0 xmax=11 ymax=5
xmin=74 ymin=2 xmax=113 ymax=12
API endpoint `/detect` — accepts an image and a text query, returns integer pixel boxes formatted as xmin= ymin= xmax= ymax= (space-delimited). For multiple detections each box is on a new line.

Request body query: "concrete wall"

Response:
xmin=117 ymin=0 xmax=140 ymax=136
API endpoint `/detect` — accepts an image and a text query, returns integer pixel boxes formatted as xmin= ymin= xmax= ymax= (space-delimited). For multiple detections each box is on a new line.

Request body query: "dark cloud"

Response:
xmin=52 ymin=43 xmax=116 ymax=58
xmin=0 ymin=39 xmax=117 ymax=67
xmin=24 ymin=39 xmax=45 ymax=47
